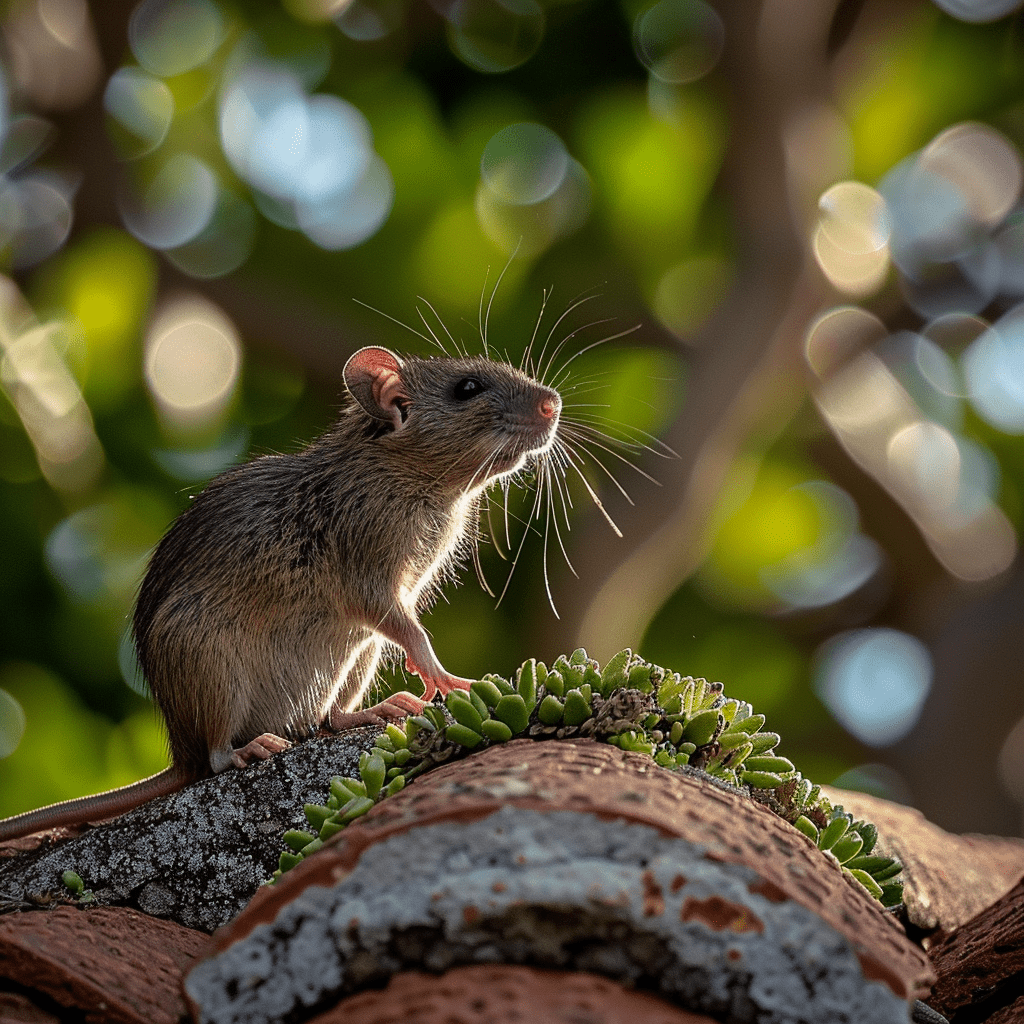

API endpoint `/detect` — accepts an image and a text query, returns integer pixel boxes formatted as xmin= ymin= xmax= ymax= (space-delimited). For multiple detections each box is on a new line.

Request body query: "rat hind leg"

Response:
xmin=326 ymin=634 xmax=429 ymax=730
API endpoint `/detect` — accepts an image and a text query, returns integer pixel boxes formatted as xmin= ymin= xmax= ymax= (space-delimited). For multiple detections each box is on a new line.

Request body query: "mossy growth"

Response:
xmin=276 ymin=649 xmax=903 ymax=907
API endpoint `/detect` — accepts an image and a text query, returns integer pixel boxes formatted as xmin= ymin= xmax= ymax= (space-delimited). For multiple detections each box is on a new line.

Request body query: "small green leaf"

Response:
xmin=360 ymin=752 xmax=387 ymax=800
xmin=845 ymin=867 xmax=883 ymax=900
xmin=562 ymin=688 xmax=592 ymax=727
xmin=538 ymin=694 xmax=564 ymax=725
xmin=741 ymin=770 xmax=786 ymax=789
xmin=471 ymin=679 xmax=504 ymax=708
xmin=446 ymin=691 xmax=483 ymax=732
xmin=793 ymin=815 xmax=819 ymax=841
xmin=283 ymin=829 xmax=316 ymax=852
xmin=278 ymin=851 xmax=302 ymax=872
xmin=682 ymin=709 xmax=721 ymax=746
xmin=446 ymin=723 xmax=484 ymax=748
xmin=830 ymin=832 xmax=864 ymax=865
xmin=517 ymin=659 xmax=538 ymax=705
xmin=544 ymin=669 xmax=565 ymax=698
xmin=493 ymin=694 xmax=530 ymax=733
xmin=480 ymin=718 xmax=514 ymax=742
xmin=818 ymin=814 xmax=850 ymax=852
xmin=743 ymin=755 xmax=795 ymax=774
xmin=304 ymin=803 xmax=333 ymax=830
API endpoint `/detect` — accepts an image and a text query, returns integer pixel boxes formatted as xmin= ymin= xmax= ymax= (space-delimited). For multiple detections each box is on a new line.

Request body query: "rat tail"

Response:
xmin=0 ymin=767 xmax=190 ymax=842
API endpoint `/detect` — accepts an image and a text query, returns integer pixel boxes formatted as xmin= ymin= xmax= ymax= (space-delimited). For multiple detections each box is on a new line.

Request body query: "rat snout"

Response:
xmin=537 ymin=390 xmax=561 ymax=421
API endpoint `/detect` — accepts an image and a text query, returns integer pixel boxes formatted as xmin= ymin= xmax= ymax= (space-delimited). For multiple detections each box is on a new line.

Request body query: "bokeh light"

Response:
xmin=121 ymin=153 xmax=219 ymax=250
xmin=476 ymin=123 xmax=590 ymax=256
xmin=814 ymin=629 xmax=932 ymax=747
xmin=813 ymin=181 xmax=890 ymax=295
xmin=144 ymin=293 xmax=241 ymax=434
xmin=4 ymin=0 xmax=101 ymax=111
xmin=0 ymin=276 xmax=104 ymax=492
xmin=811 ymin=311 xmax=1017 ymax=583
xmin=481 ymin=123 xmax=567 ymax=205
xmin=963 ymin=302 xmax=1024 ymax=433
xmin=930 ymin=0 xmax=1024 ymax=26
xmin=104 ymin=67 xmax=174 ymax=159
xmin=633 ymin=0 xmax=724 ymax=85
xmin=879 ymin=123 xmax=1023 ymax=318
xmin=129 ymin=0 xmax=225 ymax=78
xmin=0 ymin=687 xmax=26 ymax=759
xmin=45 ymin=488 xmax=168 ymax=605
xmin=997 ymin=713 xmax=1024 ymax=814
xmin=699 ymin=463 xmax=882 ymax=613
xmin=445 ymin=0 xmax=545 ymax=74
xmin=219 ymin=52 xmax=393 ymax=250
xmin=0 ymin=169 xmax=73 ymax=268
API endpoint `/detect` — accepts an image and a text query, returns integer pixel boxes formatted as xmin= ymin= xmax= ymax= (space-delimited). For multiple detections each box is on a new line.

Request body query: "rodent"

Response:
xmin=0 ymin=345 xmax=561 ymax=841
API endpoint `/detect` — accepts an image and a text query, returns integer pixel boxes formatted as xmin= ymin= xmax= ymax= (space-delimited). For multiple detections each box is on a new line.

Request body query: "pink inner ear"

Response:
xmin=345 ymin=346 xmax=409 ymax=424
xmin=373 ymin=366 xmax=407 ymax=411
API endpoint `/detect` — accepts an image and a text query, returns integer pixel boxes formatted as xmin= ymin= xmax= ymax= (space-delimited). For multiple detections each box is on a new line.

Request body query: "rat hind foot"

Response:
xmin=227 ymin=733 xmax=292 ymax=770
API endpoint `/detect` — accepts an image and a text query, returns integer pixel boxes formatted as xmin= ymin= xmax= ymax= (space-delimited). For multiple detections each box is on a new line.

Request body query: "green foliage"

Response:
xmin=276 ymin=650 xmax=903 ymax=907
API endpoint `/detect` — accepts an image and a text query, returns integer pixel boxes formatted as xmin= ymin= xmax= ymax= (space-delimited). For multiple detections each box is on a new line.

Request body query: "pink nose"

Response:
xmin=539 ymin=394 xmax=560 ymax=419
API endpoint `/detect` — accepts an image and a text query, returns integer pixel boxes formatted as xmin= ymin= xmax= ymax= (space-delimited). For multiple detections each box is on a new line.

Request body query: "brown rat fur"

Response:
xmin=0 ymin=346 xmax=561 ymax=841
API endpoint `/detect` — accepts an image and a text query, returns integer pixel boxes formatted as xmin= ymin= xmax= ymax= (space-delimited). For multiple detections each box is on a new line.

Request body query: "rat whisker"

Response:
xmin=559 ymin=432 xmax=648 ymax=499
xmin=415 ymin=306 xmax=453 ymax=358
xmin=471 ymin=504 xmax=496 ymax=597
xmin=496 ymin=473 xmax=546 ymax=607
xmin=417 ymin=296 xmax=467 ymax=358
xmin=522 ymin=286 xmax=552 ymax=377
xmin=353 ymin=299 xmax=434 ymax=346
xmin=479 ymin=245 xmax=520 ymax=358
xmin=540 ymin=486 xmax=563 ymax=618
xmin=563 ymin=415 xmax=679 ymax=459
xmin=482 ymin=491 xmax=508 ymax=561
xmin=549 ymin=323 xmax=642 ymax=391
xmin=534 ymin=290 xmax=602 ymax=383
xmin=551 ymin=438 xmax=624 ymax=536
xmin=546 ymin=466 xmax=578 ymax=578
xmin=541 ymin=317 xmax=617 ymax=386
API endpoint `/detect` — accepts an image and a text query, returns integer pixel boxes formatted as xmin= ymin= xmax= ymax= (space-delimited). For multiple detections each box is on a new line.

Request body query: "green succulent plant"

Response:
xmin=275 ymin=649 xmax=903 ymax=907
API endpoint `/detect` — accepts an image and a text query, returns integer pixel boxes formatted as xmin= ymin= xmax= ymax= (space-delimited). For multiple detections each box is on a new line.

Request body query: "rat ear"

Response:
xmin=344 ymin=347 xmax=409 ymax=430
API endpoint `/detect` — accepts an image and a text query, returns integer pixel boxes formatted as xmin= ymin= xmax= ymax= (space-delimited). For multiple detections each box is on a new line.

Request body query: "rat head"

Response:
xmin=344 ymin=346 xmax=561 ymax=492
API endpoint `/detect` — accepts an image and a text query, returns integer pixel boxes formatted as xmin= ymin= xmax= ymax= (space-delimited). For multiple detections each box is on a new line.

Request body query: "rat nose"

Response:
xmin=538 ymin=392 xmax=561 ymax=419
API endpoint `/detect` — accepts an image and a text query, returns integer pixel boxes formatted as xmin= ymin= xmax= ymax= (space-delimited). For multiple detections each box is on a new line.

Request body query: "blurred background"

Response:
xmin=0 ymin=0 xmax=1022 ymax=837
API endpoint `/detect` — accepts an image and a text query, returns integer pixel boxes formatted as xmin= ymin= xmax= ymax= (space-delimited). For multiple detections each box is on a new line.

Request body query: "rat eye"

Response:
xmin=453 ymin=376 xmax=486 ymax=400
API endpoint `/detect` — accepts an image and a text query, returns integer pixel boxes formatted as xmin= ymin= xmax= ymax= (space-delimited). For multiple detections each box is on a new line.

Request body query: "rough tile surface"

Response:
xmin=0 ymin=905 xmax=208 ymax=1024
xmin=321 ymin=965 xmax=719 ymax=1023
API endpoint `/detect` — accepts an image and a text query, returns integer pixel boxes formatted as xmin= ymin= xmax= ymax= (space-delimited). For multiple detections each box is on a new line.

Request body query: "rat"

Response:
xmin=0 ymin=345 xmax=561 ymax=841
